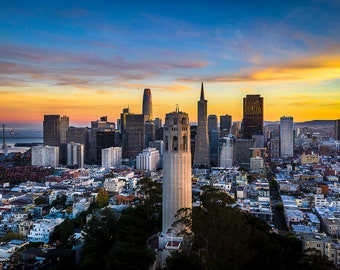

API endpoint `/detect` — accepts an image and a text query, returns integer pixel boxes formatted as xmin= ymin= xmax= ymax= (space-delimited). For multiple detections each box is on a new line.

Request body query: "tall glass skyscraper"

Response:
xmin=280 ymin=116 xmax=294 ymax=158
xmin=242 ymin=95 xmax=263 ymax=139
xmin=142 ymin=88 xmax=153 ymax=120
xmin=43 ymin=115 xmax=61 ymax=146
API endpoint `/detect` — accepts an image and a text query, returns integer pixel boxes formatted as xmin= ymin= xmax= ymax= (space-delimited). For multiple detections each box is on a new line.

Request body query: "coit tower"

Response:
xmin=162 ymin=106 xmax=192 ymax=234
xmin=142 ymin=88 xmax=153 ymax=120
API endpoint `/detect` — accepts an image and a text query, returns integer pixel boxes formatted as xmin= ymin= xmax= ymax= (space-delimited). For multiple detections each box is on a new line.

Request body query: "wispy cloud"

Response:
xmin=0 ymin=44 xmax=208 ymax=89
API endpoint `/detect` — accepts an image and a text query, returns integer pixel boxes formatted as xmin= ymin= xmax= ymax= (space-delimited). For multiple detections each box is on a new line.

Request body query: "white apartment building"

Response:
xmin=250 ymin=156 xmax=264 ymax=170
xmin=31 ymin=145 xmax=59 ymax=167
xmin=27 ymin=218 xmax=64 ymax=243
xmin=136 ymin=148 xmax=160 ymax=171
xmin=67 ymin=142 xmax=84 ymax=168
xmin=101 ymin=147 xmax=122 ymax=169
xmin=103 ymin=177 xmax=125 ymax=193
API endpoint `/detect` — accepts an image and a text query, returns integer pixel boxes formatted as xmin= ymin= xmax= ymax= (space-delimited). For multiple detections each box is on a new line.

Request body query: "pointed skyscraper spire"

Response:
xmin=193 ymin=82 xmax=210 ymax=168
xmin=200 ymin=82 xmax=205 ymax=100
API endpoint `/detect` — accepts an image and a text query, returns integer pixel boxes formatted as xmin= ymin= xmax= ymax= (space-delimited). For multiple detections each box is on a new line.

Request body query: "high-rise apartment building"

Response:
xmin=335 ymin=119 xmax=340 ymax=141
xmin=136 ymin=148 xmax=160 ymax=171
xmin=280 ymin=116 xmax=294 ymax=158
xmin=242 ymin=95 xmax=264 ymax=139
xmin=162 ymin=108 xmax=192 ymax=234
xmin=101 ymin=147 xmax=122 ymax=169
xmin=149 ymin=140 xmax=164 ymax=168
xmin=43 ymin=115 xmax=60 ymax=146
xmin=193 ymin=83 xmax=210 ymax=168
xmin=67 ymin=142 xmax=84 ymax=168
xmin=31 ymin=145 xmax=59 ymax=167
xmin=142 ymin=88 xmax=153 ymax=120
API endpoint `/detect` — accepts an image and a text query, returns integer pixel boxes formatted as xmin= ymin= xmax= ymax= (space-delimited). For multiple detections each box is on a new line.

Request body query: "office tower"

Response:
xmin=154 ymin=118 xmax=162 ymax=130
xmin=242 ymin=95 xmax=264 ymax=139
xmin=219 ymin=135 xmax=234 ymax=168
xmin=208 ymin=115 xmax=218 ymax=132
xmin=31 ymin=145 xmax=59 ymax=167
xmin=280 ymin=116 xmax=294 ymax=158
xmin=162 ymin=108 xmax=191 ymax=234
xmin=145 ymin=120 xmax=155 ymax=148
xmin=209 ymin=130 xmax=220 ymax=167
xmin=220 ymin=114 xmax=232 ymax=137
xmin=231 ymin=122 xmax=241 ymax=138
xmin=193 ymin=83 xmax=210 ymax=168
xmin=67 ymin=142 xmax=84 ymax=168
xmin=233 ymin=139 xmax=253 ymax=169
xmin=60 ymin=116 xmax=69 ymax=144
xmin=90 ymin=117 xmax=115 ymax=163
xmin=120 ymin=107 xmax=131 ymax=135
xmin=123 ymin=114 xmax=147 ymax=160
xmin=142 ymin=88 xmax=153 ymax=120
xmin=252 ymin=135 xmax=265 ymax=148
xmin=101 ymin=147 xmax=122 ymax=169
xmin=335 ymin=119 xmax=340 ymax=141
xmin=43 ymin=115 xmax=60 ymax=146
xmin=66 ymin=127 xmax=90 ymax=163
xmin=136 ymin=148 xmax=160 ymax=171
xmin=96 ymin=130 xmax=115 ymax=163
xmin=59 ymin=115 xmax=69 ymax=164
xmin=154 ymin=118 xmax=163 ymax=140
xmin=269 ymin=137 xmax=280 ymax=160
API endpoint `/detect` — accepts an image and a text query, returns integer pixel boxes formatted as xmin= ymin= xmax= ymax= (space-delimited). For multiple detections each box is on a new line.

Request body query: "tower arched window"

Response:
xmin=182 ymin=117 xmax=187 ymax=125
xmin=183 ymin=136 xmax=187 ymax=151
xmin=164 ymin=136 xmax=168 ymax=151
xmin=172 ymin=136 xmax=178 ymax=151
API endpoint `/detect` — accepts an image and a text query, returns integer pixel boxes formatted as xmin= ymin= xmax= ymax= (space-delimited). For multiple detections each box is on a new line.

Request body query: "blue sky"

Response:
xmin=1 ymin=0 xmax=340 ymax=124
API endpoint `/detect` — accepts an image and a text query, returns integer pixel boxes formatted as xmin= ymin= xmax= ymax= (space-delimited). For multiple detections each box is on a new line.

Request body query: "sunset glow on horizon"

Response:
xmin=1 ymin=1 xmax=340 ymax=125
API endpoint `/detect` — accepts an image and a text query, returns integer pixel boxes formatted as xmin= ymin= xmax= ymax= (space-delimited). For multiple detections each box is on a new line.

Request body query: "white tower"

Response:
xmin=280 ymin=116 xmax=294 ymax=158
xmin=219 ymin=135 xmax=234 ymax=168
xmin=162 ymin=108 xmax=192 ymax=234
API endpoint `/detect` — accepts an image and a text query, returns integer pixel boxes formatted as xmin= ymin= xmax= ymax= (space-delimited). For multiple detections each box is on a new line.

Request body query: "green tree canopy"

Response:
xmin=166 ymin=186 xmax=308 ymax=270
xmin=96 ymin=187 xmax=109 ymax=208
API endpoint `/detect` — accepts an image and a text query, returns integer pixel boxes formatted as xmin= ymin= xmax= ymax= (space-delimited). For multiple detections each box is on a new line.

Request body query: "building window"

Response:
xmin=172 ymin=136 xmax=178 ymax=151
xmin=183 ymin=136 xmax=187 ymax=150
xmin=165 ymin=136 xmax=168 ymax=151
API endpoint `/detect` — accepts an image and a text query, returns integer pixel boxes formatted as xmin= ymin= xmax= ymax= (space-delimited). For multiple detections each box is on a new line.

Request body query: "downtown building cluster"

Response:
xmin=1 ymin=84 xmax=340 ymax=268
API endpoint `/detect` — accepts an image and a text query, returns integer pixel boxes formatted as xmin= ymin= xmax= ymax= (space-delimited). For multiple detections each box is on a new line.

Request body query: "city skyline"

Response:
xmin=1 ymin=1 xmax=340 ymax=124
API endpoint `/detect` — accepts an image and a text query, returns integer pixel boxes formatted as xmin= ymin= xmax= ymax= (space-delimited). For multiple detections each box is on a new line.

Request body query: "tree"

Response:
xmin=0 ymin=231 xmax=25 ymax=242
xmin=167 ymin=186 xmax=308 ymax=270
xmin=79 ymin=208 xmax=116 ymax=270
xmin=108 ymin=178 xmax=162 ymax=269
xmin=51 ymin=218 xmax=74 ymax=247
xmin=34 ymin=196 xmax=47 ymax=205
xmin=96 ymin=187 xmax=109 ymax=208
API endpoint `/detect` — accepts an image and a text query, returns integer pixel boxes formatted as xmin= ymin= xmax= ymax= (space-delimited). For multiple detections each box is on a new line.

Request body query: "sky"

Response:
xmin=1 ymin=0 xmax=340 ymax=125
